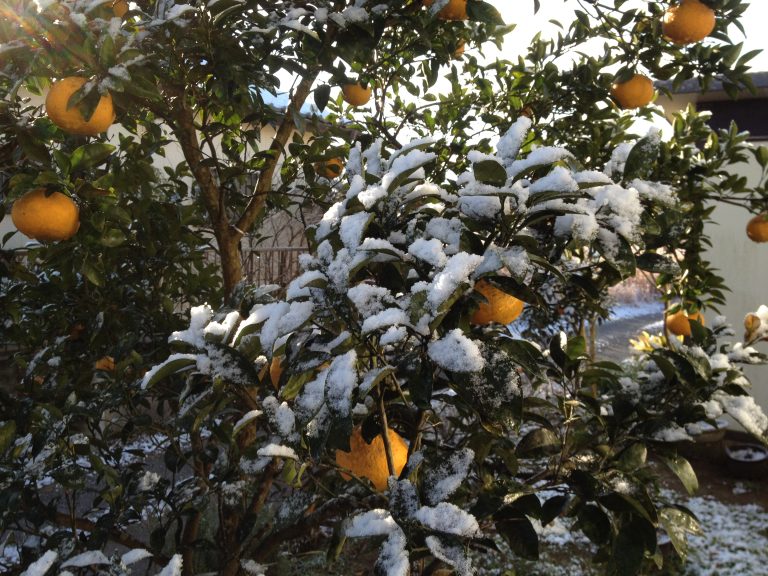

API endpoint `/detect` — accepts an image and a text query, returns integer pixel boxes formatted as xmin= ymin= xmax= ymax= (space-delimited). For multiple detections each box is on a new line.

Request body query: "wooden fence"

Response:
xmin=242 ymin=246 xmax=307 ymax=286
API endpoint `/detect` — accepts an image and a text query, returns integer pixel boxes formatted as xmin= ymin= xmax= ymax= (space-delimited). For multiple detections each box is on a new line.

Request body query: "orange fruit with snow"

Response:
xmin=46 ymin=77 xmax=114 ymax=136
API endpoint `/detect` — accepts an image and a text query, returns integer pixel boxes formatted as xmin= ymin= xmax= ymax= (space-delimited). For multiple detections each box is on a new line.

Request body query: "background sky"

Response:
xmin=270 ymin=1 xmax=767 ymax=111
xmin=494 ymin=1 xmax=768 ymax=70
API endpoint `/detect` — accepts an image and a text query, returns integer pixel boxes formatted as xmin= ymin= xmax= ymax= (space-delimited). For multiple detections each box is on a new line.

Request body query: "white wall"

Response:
xmin=1 ymin=90 xmax=317 ymax=251
xmin=662 ymin=93 xmax=768 ymax=419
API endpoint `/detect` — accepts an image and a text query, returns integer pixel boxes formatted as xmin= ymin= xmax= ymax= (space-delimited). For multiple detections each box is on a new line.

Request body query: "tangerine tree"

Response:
xmin=2 ymin=1 xmax=768 ymax=576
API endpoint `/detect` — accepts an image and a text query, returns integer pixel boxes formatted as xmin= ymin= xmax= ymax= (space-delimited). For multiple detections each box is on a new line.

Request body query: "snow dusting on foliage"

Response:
xmin=346 ymin=510 xmax=409 ymax=576
xmin=414 ymin=502 xmax=480 ymax=537
xmin=423 ymin=447 xmax=475 ymax=505
xmin=20 ymin=551 xmax=57 ymax=576
xmin=498 ymin=116 xmax=533 ymax=165
xmin=425 ymin=536 xmax=474 ymax=576
xmin=428 ymin=329 xmax=485 ymax=373
xmin=326 ymin=350 xmax=358 ymax=418
xmin=713 ymin=392 xmax=768 ymax=438
xmin=375 ymin=530 xmax=410 ymax=576
xmin=346 ymin=509 xmax=398 ymax=537
xmin=121 ymin=549 xmax=153 ymax=565
xmin=156 ymin=554 xmax=183 ymax=576
xmin=170 ymin=304 xmax=212 ymax=347
xmin=422 ymin=252 xmax=483 ymax=311
xmin=135 ymin=121 xmax=768 ymax=576
xmin=61 ymin=551 xmax=109 ymax=568
xmin=256 ymin=444 xmax=298 ymax=460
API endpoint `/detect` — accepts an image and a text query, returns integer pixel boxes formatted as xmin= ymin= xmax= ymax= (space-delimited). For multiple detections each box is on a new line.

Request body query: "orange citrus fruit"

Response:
xmin=746 ymin=213 xmax=768 ymax=243
xmin=611 ymin=74 xmax=655 ymax=109
xmin=46 ymin=77 xmax=115 ymax=136
xmin=94 ymin=356 xmax=116 ymax=371
xmin=666 ymin=309 xmax=705 ymax=337
xmin=335 ymin=426 xmax=409 ymax=491
xmin=341 ymin=83 xmax=372 ymax=107
xmin=423 ymin=0 xmax=468 ymax=21
xmin=316 ymin=157 xmax=344 ymax=179
xmin=11 ymin=189 xmax=80 ymax=242
xmin=112 ymin=0 xmax=129 ymax=17
xmin=470 ymin=279 xmax=525 ymax=325
xmin=662 ymin=0 xmax=716 ymax=45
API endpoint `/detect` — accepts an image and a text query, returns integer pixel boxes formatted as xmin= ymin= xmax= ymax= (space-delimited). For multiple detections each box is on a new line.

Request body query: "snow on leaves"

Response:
xmin=428 ymin=329 xmax=485 ymax=373
xmin=139 ymin=122 xmax=716 ymax=574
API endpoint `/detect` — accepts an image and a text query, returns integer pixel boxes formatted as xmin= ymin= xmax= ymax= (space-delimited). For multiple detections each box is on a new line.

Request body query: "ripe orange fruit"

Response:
xmin=315 ymin=157 xmax=344 ymax=179
xmin=423 ymin=0 xmax=468 ymax=21
xmin=746 ymin=213 xmax=768 ymax=242
xmin=470 ymin=279 xmax=525 ymax=325
xmin=662 ymin=0 xmax=716 ymax=45
xmin=11 ymin=189 xmax=80 ymax=242
xmin=112 ymin=0 xmax=129 ymax=17
xmin=94 ymin=356 xmax=116 ymax=371
xmin=341 ymin=83 xmax=372 ymax=107
xmin=611 ymin=74 xmax=655 ymax=109
xmin=335 ymin=427 xmax=409 ymax=491
xmin=666 ymin=309 xmax=705 ymax=337
xmin=46 ymin=77 xmax=115 ymax=136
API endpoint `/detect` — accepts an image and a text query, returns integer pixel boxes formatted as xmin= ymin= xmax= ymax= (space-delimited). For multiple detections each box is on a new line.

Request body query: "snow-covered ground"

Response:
xmin=608 ymin=299 xmax=664 ymax=322
xmin=486 ymin=485 xmax=768 ymax=575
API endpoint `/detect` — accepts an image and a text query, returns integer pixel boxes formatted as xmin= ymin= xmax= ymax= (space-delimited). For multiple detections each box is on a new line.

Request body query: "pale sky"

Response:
xmin=272 ymin=1 xmax=767 ymax=112
xmin=493 ymin=1 xmax=768 ymax=70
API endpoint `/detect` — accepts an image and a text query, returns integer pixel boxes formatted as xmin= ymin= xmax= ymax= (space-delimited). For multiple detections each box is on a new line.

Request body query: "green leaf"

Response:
xmin=619 ymin=443 xmax=647 ymax=472
xmin=16 ymin=132 xmax=51 ymax=164
xmin=612 ymin=520 xmax=647 ymax=576
xmin=359 ymin=366 xmax=395 ymax=396
xmin=575 ymin=504 xmax=611 ymax=545
xmin=386 ymin=156 xmax=434 ymax=194
xmin=467 ymin=0 xmax=505 ymax=26
xmin=495 ymin=515 xmax=539 ymax=560
xmin=540 ymin=495 xmax=568 ymax=526
xmin=636 ymin=252 xmax=680 ymax=274
xmin=659 ymin=507 xmax=701 ymax=560
xmin=565 ymin=335 xmax=587 ymax=361
xmin=314 ymin=85 xmax=331 ymax=112
xmin=141 ymin=354 xmax=198 ymax=389
xmin=81 ymin=260 xmax=103 ymax=286
xmin=98 ymin=228 xmax=127 ymax=247
xmin=0 ymin=420 xmax=16 ymax=455
xmin=233 ymin=410 xmax=262 ymax=438
xmin=516 ymin=428 xmax=560 ymax=457
xmin=473 ymin=159 xmax=507 ymax=186
xmin=70 ymin=143 xmax=116 ymax=172
xmin=623 ymin=134 xmax=661 ymax=181
xmin=662 ymin=455 xmax=699 ymax=495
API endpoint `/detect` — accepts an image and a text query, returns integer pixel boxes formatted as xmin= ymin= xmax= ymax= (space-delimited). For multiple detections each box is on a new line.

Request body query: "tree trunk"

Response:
xmin=218 ymin=228 xmax=243 ymax=300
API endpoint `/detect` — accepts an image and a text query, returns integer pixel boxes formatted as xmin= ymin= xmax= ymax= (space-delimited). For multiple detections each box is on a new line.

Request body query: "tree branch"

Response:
xmin=173 ymin=99 xmax=224 ymax=228
xmin=234 ymin=72 xmax=318 ymax=238
xmin=51 ymin=511 xmax=168 ymax=564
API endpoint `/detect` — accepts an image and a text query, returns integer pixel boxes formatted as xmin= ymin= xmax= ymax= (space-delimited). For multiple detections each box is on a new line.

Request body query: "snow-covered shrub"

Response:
xmin=127 ymin=122 xmax=768 ymax=574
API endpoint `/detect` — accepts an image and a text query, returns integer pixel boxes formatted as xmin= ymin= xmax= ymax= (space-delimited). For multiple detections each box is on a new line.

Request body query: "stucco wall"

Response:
xmin=662 ymin=92 xmax=768 ymax=419
xmin=1 ymin=90 xmax=315 ymax=251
